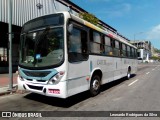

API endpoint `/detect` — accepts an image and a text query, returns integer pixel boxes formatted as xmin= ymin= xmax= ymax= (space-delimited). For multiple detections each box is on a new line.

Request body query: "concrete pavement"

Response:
xmin=0 ymin=63 xmax=160 ymax=120
xmin=0 ymin=73 xmax=18 ymax=95
xmin=0 ymin=62 xmax=157 ymax=96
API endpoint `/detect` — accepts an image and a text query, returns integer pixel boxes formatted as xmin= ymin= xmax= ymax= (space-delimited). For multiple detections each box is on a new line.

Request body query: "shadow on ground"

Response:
xmin=24 ymin=74 xmax=136 ymax=108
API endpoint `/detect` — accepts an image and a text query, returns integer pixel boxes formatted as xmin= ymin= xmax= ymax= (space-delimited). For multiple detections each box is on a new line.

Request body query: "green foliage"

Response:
xmin=154 ymin=48 xmax=160 ymax=53
xmin=79 ymin=12 xmax=99 ymax=26
xmin=151 ymin=56 xmax=160 ymax=60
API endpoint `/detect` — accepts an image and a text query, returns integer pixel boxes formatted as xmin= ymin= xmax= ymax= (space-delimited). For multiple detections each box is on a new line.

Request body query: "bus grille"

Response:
xmin=36 ymin=80 xmax=46 ymax=82
xmin=26 ymin=79 xmax=46 ymax=83
xmin=23 ymin=71 xmax=51 ymax=77
xmin=27 ymin=84 xmax=43 ymax=91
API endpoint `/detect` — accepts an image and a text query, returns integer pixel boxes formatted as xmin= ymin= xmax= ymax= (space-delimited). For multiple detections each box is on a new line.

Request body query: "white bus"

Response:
xmin=18 ymin=12 xmax=137 ymax=98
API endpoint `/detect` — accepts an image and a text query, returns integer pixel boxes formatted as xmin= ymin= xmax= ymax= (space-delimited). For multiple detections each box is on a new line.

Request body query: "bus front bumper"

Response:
xmin=17 ymin=76 xmax=67 ymax=98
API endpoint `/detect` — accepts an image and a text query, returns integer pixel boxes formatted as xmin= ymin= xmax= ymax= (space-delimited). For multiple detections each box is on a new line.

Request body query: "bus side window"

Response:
xmin=90 ymin=31 xmax=101 ymax=54
xmin=100 ymin=35 xmax=105 ymax=54
xmin=104 ymin=36 xmax=112 ymax=55
xmin=81 ymin=30 xmax=88 ymax=54
xmin=111 ymin=39 xmax=115 ymax=56
xmin=131 ymin=47 xmax=134 ymax=58
xmin=68 ymin=28 xmax=81 ymax=53
xmin=115 ymin=40 xmax=120 ymax=56
xmin=135 ymin=49 xmax=138 ymax=58
xmin=119 ymin=42 xmax=123 ymax=56
xmin=68 ymin=26 xmax=88 ymax=62
xmin=127 ymin=46 xmax=131 ymax=57
xmin=122 ymin=44 xmax=127 ymax=57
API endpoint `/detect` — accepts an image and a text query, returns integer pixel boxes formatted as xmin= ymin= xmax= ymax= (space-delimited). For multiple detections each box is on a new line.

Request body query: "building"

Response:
xmin=131 ymin=40 xmax=152 ymax=61
xmin=0 ymin=0 xmax=73 ymax=72
xmin=0 ymin=0 xmax=130 ymax=73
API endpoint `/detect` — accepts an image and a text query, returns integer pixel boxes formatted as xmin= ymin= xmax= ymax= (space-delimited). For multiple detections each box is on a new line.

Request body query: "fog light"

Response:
xmin=43 ymin=88 xmax=46 ymax=93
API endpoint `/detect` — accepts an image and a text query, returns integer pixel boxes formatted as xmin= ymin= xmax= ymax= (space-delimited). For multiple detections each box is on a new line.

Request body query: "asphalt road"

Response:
xmin=0 ymin=63 xmax=160 ymax=120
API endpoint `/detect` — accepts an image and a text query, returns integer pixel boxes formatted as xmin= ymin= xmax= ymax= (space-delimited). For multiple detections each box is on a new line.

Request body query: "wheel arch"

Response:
xmin=90 ymin=68 xmax=103 ymax=83
xmin=89 ymin=68 xmax=102 ymax=96
xmin=128 ymin=66 xmax=131 ymax=72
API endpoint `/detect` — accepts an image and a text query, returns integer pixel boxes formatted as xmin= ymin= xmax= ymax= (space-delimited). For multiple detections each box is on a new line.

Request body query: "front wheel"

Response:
xmin=89 ymin=75 xmax=101 ymax=96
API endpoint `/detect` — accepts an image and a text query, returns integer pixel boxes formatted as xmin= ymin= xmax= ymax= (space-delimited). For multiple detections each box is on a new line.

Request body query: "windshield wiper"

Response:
xmin=33 ymin=27 xmax=50 ymax=66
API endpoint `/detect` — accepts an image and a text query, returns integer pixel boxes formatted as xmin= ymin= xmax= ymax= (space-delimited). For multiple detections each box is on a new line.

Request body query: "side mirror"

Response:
xmin=68 ymin=24 xmax=73 ymax=33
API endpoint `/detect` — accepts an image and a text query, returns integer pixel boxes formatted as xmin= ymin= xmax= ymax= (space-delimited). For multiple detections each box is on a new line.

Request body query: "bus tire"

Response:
xmin=126 ymin=67 xmax=131 ymax=80
xmin=89 ymin=75 xmax=101 ymax=96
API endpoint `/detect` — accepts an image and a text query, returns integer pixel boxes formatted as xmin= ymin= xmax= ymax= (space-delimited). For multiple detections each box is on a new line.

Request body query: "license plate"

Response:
xmin=48 ymin=89 xmax=60 ymax=94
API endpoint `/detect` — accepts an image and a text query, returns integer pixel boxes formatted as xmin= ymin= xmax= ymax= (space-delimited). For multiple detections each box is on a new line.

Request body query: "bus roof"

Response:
xmin=68 ymin=12 xmax=137 ymax=49
xmin=22 ymin=11 xmax=137 ymax=49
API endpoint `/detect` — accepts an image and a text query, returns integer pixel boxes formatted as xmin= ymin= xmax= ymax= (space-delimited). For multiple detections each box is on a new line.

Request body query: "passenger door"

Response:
xmin=67 ymin=21 xmax=90 ymax=96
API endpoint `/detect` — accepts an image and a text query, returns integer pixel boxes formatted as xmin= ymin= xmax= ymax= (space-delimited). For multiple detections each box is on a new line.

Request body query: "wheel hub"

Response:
xmin=92 ymin=80 xmax=99 ymax=90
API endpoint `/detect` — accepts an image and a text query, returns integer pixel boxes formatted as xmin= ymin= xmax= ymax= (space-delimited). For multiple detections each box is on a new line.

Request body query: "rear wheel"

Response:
xmin=90 ymin=75 xmax=101 ymax=96
xmin=127 ymin=68 xmax=131 ymax=80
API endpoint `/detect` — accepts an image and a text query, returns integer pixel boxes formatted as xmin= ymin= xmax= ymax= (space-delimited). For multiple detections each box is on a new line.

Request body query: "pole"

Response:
xmin=8 ymin=0 xmax=13 ymax=91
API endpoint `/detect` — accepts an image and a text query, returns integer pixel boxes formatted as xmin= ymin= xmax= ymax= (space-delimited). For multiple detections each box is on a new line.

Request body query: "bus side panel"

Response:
xmin=121 ymin=58 xmax=138 ymax=78
xmin=67 ymin=61 xmax=90 ymax=97
xmin=121 ymin=58 xmax=130 ymax=77
xmin=113 ymin=57 xmax=123 ymax=80
xmin=89 ymin=55 xmax=114 ymax=84
xmin=131 ymin=59 xmax=138 ymax=74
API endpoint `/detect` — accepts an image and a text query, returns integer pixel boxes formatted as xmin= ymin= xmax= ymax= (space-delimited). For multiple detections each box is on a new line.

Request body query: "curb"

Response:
xmin=0 ymin=89 xmax=17 ymax=96
xmin=0 ymin=85 xmax=28 ymax=96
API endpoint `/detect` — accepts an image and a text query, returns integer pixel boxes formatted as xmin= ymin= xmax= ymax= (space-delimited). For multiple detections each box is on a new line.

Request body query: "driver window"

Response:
xmin=69 ymin=28 xmax=81 ymax=53
xmin=68 ymin=26 xmax=88 ymax=62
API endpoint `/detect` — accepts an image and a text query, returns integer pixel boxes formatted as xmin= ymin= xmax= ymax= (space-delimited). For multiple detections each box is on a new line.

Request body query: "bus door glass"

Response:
xmin=67 ymin=21 xmax=90 ymax=94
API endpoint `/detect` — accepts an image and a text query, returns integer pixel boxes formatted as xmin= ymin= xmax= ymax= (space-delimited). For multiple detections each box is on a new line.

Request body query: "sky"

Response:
xmin=71 ymin=0 xmax=160 ymax=49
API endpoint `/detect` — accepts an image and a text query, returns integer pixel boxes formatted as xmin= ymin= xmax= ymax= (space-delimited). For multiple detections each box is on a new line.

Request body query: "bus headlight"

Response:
xmin=19 ymin=76 xmax=24 ymax=81
xmin=48 ymin=71 xmax=65 ymax=84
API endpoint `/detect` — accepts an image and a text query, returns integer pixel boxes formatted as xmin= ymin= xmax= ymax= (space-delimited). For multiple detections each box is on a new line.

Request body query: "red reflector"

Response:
xmin=108 ymin=34 xmax=113 ymax=38
xmin=86 ymin=77 xmax=90 ymax=81
xmin=48 ymin=89 xmax=60 ymax=94
xmin=59 ymin=71 xmax=64 ymax=75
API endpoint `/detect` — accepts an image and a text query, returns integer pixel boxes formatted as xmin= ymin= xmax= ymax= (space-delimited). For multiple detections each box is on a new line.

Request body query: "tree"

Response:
xmin=154 ymin=48 xmax=160 ymax=53
xmin=150 ymin=56 xmax=160 ymax=61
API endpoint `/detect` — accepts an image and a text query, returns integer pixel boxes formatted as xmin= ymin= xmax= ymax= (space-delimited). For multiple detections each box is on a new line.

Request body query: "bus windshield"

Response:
xmin=19 ymin=27 xmax=64 ymax=68
xmin=22 ymin=13 xmax=64 ymax=32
